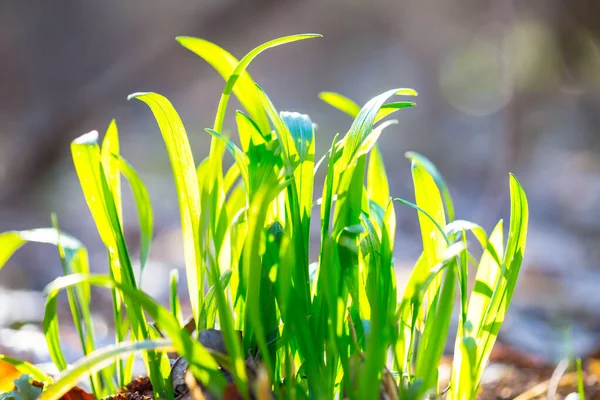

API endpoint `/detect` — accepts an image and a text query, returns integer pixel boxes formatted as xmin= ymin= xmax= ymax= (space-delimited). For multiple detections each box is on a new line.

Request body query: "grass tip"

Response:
xmin=127 ymin=92 xmax=152 ymax=101
xmin=72 ymin=130 xmax=99 ymax=145
xmin=395 ymin=88 xmax=418 ymax=96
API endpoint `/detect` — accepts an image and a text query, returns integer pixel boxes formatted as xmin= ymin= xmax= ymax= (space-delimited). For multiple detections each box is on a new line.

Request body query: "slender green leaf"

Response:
xmin=115 ymin=155 xmax=153 ymax=279
xmin=40 ymin=339 xmax=174 ymax=400
xmin=406 ymin=152 xmax=455 ymax=221
xmin=43 ymin=274 xmax=226 ymax=397
xmin=319 ymin=92 xmax=361 ymax=118
xmin=129 ymin=93 xmax=203 ymax=328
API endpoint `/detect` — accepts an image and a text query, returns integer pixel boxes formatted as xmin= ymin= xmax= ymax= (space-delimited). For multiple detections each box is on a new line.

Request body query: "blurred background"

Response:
xmin=2 ymin=0 xmax=600 ymax=366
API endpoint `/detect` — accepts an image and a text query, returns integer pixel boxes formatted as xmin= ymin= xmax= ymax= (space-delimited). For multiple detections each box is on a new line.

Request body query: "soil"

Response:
xmin=465 ymin=342 xmax=600 ymax=399
xmin=104 ymin=343 xmax=600 ymax=400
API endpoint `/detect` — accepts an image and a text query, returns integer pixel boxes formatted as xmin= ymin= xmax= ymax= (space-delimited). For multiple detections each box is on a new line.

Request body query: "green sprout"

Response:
xmin=0 ymin=33 xmax=528 ymax=400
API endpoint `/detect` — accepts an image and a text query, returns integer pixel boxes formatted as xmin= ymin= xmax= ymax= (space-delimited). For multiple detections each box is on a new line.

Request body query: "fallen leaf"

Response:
xmin=0 ymin=361 xmax=21 ymax=392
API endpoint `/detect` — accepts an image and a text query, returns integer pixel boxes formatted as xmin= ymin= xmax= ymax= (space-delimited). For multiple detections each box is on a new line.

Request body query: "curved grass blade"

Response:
xmin=235 ymin=110 xmax=266 ymax=154
xmin=213 ymin=33 xmax=321 ymax=133
xmin=338 ymin=88 xmax=416 ymax=173
xmin=409 ymin=161 xmax=448 ymax=324
xmin=368 ymin=147 xmax=390 ymax=211
xmin=129 ymin=92 xmax=203 ymax=328
xmin=72 ymin=131 xmax=168 ymax=395
xmin=40 ymin=339 xmax=174 ymax=400
xmin=449 ymin=220 xmax=503 ymax=400
xmin=0 ymin=227 xmax=105 ymax=392
xmin=115 ymin=155 xmax=153 ymax=282
xmin=205 ymin=129 xmax=250 ymax=195
xmin=473 ymin=175 xmax=528 ymax=389
xmin=394 ymin=198 xmax=449 ymax=245
xmin=176 ymin=37 xmax=270 ymax=135
xmin=374 ymin=102 xmax=416 ymax=124
xmin=354 ymin=120 xmax=398 ymax=159
xmin=406 ymin=152 xmax=454 ymax=221
xmin=178 ymin=34 xmax=320 ymax=135
xmin=43 ymin=274 xmax=226 ymax=396
xmin=319 ymin=92 xmax=415 ymax=125
xmin=318 ymin=92 xmax=361 ymax=118
xmin=254 ymin=84 xmax=299 ymax=175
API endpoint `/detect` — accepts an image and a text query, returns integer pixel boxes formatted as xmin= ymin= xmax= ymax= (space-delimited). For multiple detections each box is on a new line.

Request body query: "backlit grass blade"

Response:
xmin=169 ymin=269 xmax=183 ymax=325
xmin=354 ymin=120 xmax=398 ymax=159
xmin=0 ymin=227 xmax=99 ymax=389
xmin=213 ymin=33 xmax=321 ymax=133
xmin=255 ymin=84 xmax=299 ymax=175
xmin=409 ymin=162 xmax=448 ymax=324
xmin=205 ymin=128 xmax=251 ymax=196
xmin=358 ymin=202 xmax=397 ymax=399
xmin=129 ymin=92 xmax=203 ymax=329
xmin=235 ymin=110 xmax=267 ymax=154
xmin=410 ymin=162 xmax=448 ymax=265
xmin=243 ymin=178 xmax=292 ymax=381
xmin=101 ymin=120 xmax=123 ymax=223
xmin=406 ymin=152 xmax=455 ymax=221
xmin=338 ymin=88 xmax=413 ymax=171
xmin=224 ymin=163 xmax=241 ymax=195
xmin=449 ymin=221 xmax=503 ymax=400
xmin=318 ymin=92 xmax=361 ymax=118
xmin=475 ymin=176 xmax=528 ymax=384
xmin=43 ymin=274 xmax=226 ymax=396
xmin=0 ymin=355 xmax=52 ymax=386
xmin=281 ymin=111 xmax=315 ymax=230
xmin=178 ymin=33 xmax=320 ymax=135
xmin=255 ymin=86 xmax=312 ymax=313
xmin=503 ymin=174 xmax=529 ymax=305
xmin=414 ymin=262 xmax=456 ymax=397
xmin=176 ymin=37 xmax=270 ymax=135
xmin=99 ymin=121 xmax=128 ymax=391
xmin=0 ymin=228 xmax=90 ymax=278
xmin=318 ymin=92 xmax=415 ymax=124
xmin=40 ymin=339 xmax=174 ymax=400
xmin=367 ymin=146 xmax=390 ymax=211
xmin=116 ymin=155 xmax=153 ymax=280
xmin=450 ymin=175 xmax=528 ymax=399
xmin=394 ymin=242 xmax=465 ymax=378
xmin=577 ymin=358 xmax=585 ymax=398
xmin=51 ymin=215 xmax=111 ymax=396
xmin=71 ymin=131 xmax=137 ymax=287
xmin=71 ymin=131 xmax=165 ymax=395
xmin=199 ymin=269 xmax=232 ymax=329
xmin=374 ymin=102 xmax=416 ymax=124
xmin=466 ymin=221 xmax=504 ymax=336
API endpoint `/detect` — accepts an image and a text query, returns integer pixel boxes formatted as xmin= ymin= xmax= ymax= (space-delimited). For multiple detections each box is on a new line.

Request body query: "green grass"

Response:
xmin=0 ymin=33 xmax=528 ymax=400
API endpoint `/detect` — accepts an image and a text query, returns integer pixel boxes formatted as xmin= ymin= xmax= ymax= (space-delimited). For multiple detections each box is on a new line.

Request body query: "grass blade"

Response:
xmin=128 ymin=93 xmax=203 ymax=330
xmin=318 ymin=92 xmax=361 ymax=118
xmin=40 ymin=339 xmax=174 ymax=400
xmin=367 ymin=146 xmax=390 ymax=211
xmin=43 ymin=274 xmax=226 ymax=396
xmin=406 ymin=151 xmax=455 ymax=221
xmin=72 ymin=131 xmax=166 ymax=396
xmin=116 ymin=155 xmax=153 ymax=281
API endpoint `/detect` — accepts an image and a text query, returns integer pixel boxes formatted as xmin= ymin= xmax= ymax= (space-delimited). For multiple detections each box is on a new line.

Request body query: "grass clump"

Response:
xmin=0 ymin=33 xmax=528 ymax=400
